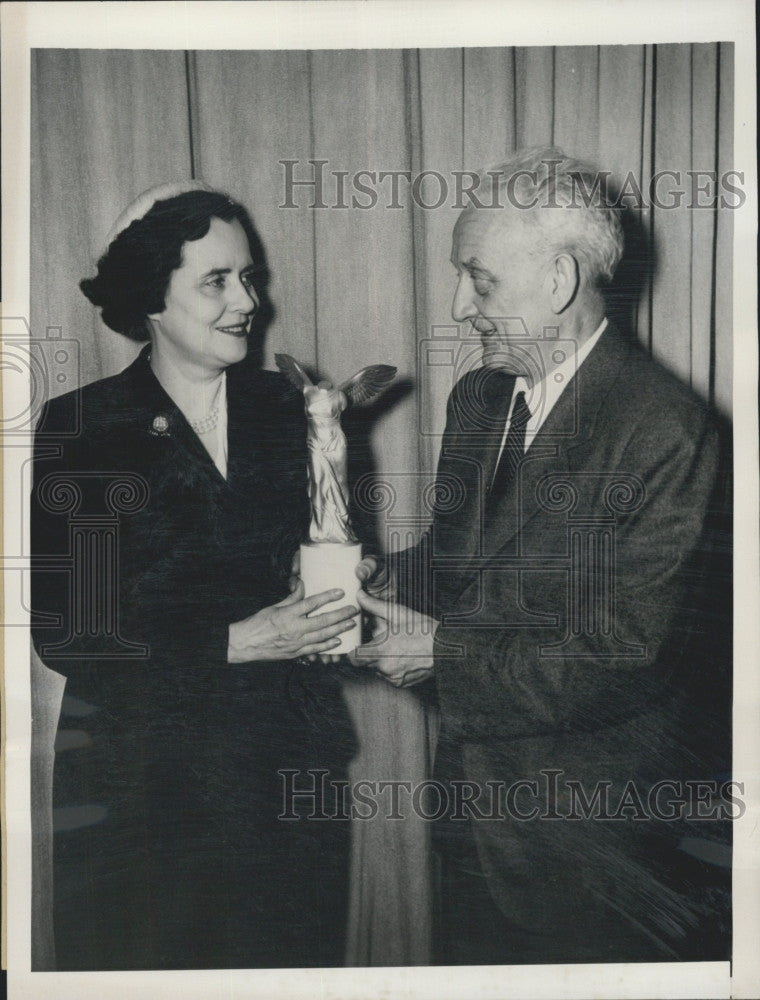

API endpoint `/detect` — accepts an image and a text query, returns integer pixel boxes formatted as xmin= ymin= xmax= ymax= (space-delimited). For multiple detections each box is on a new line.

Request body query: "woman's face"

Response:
xmin=148 ymin=217 xmax=259 ymax=373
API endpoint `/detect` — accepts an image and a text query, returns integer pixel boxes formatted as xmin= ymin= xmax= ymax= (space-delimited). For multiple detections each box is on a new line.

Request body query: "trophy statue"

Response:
xmin=275 ymin=354 xmax=396 ymax=654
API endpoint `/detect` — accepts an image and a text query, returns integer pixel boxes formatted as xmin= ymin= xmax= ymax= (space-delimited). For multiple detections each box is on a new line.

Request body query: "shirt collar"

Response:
xmin=520 ymin=317 xmax=608 ymax=443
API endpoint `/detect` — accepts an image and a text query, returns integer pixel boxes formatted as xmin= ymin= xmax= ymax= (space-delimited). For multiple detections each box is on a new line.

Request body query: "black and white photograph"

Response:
xmin=2 ymin=2 xmax=758 ymax=998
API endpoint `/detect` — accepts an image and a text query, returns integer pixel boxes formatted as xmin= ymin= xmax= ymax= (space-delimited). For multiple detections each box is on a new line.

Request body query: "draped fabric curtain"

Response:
xmin=31 ymin=43 xmax=733 ymax=967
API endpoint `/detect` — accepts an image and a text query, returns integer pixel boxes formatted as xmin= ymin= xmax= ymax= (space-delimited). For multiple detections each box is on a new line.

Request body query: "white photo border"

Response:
xmin=2 ymin=2 xmax=757 ymax=998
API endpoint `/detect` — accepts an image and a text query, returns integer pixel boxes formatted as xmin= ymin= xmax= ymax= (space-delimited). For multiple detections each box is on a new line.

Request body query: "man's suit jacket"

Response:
xmin=404 ymin=324 xmax=731 ymax=960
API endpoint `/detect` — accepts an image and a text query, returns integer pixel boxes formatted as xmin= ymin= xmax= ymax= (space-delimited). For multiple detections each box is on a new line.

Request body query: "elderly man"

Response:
xmin=357 ymin=147 xmax=731 ymax=964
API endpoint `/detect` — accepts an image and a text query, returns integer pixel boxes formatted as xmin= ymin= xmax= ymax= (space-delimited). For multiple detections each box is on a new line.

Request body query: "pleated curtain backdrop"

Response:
xmin=31 ymin=44 xmax=733 ymax=967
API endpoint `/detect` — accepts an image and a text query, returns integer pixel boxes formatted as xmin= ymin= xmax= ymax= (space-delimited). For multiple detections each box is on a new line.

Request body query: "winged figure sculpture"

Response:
xmin=275 ymin=354 xmax=396 ymax=544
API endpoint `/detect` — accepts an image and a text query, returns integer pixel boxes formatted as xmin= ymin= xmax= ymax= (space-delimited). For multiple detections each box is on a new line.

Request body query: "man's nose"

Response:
xmin=451 ymin=275 xmax=477 ymax=323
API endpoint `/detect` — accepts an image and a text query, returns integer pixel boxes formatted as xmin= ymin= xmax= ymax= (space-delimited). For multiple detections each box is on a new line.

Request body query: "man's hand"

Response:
xmin=289 ymin=549 xmax=302 ymax=593
xmin=355 ymin=554 xmax=397 ymax=600
xmin=352 ymin=590 xmax=438 ymax=688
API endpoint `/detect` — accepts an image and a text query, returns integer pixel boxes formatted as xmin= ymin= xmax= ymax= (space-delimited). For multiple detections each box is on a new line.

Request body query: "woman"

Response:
xmin=31 ymin=182 xmax=358 ymax=970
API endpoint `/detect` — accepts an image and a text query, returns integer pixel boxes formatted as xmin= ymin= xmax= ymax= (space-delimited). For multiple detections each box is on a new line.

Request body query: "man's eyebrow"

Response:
xmin=463 ymin=257 xmax=494 ymax=275
xmin=451 ymin=255 xmax=486 ymax=268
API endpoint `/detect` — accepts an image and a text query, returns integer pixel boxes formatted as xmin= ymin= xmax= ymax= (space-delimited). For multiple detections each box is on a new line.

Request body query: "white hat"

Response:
xmin=104 ymin=179 xmax=213 ymax=250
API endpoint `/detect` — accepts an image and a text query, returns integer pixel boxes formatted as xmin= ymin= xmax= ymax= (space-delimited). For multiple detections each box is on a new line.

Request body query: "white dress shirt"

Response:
xmin=492 ymin=317 xmax=608 ymax=480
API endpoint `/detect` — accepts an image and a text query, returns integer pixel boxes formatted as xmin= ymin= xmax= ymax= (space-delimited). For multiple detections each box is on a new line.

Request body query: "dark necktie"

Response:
xmin=488 ymin=390 xmax=530 ymax=504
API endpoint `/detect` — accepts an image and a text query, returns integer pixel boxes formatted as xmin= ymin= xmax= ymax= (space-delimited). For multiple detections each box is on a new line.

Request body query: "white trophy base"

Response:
xmin=299 ymin=541 xmax=362 ymax=655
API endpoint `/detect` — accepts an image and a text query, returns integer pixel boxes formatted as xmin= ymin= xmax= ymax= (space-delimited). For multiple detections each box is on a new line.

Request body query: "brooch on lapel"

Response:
xmin=149 ymin=413 xmax=172 ymax=437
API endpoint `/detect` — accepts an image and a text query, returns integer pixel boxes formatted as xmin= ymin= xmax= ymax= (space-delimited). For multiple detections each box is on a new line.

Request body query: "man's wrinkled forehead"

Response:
xmin=450 ymin=206 xmax=526 ymax=265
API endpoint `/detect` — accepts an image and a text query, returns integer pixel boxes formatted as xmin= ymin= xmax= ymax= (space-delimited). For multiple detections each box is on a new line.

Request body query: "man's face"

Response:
xmin=450 ymin=208 xmax=552 ymax=369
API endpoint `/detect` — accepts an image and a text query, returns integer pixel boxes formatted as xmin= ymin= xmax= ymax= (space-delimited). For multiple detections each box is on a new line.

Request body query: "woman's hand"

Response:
xmin=302 ymin=554 xmax=397 ymax=664
xmin=227 ymin=581 xmax=358 ymax=663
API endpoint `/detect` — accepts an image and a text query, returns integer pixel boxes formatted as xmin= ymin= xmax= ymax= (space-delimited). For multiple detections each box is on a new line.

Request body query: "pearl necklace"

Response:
xmin=147 ymin=348 xmax=222 ymax=435
xmin=190 ymin=404 xmax=220 ymax=435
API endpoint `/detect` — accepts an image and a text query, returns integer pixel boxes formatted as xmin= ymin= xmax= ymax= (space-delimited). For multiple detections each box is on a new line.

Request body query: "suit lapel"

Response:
xmin=432 ymin=370 xmax=515 ymax=560
xmin=457 ymin=325 xmax=634 ymax=564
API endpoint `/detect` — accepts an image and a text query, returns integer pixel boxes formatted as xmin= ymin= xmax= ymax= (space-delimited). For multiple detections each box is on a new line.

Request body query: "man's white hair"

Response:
xmin=482 ymin=146 xmax=624 ymax=286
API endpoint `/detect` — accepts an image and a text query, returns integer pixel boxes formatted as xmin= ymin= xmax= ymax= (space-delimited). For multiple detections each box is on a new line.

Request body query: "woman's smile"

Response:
xmin=217 ymin=321 xmax=249 ymax=333
xmin=215 ymin=320 xmax=250 ymax=336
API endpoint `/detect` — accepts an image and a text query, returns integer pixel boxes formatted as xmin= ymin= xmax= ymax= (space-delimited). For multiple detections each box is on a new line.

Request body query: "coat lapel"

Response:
xmin=121 ymin=346 xmax=219 ymax=475
xmin=457 ymin=325 xmax=634 ymax=566
xmin=224 ymin=360 xmax=307 ymax=506
xmin=225 ymin=360 xmax=263 ymax=488
xmin=432 ymin=370 xmax=515 ymax=561
xmin=122 ymin=347 xmax=269 ymax=492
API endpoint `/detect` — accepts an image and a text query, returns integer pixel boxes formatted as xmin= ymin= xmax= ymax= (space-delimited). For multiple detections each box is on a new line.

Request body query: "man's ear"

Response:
xmin=546 ymin=253 xmax=579 ymax=313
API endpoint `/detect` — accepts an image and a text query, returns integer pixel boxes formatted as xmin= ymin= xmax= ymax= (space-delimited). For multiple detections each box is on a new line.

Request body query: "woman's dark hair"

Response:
xmin=80 ymin=190 xmax=258 ymax=342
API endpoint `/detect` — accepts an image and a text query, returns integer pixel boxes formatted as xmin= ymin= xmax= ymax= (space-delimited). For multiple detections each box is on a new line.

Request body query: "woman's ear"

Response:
xmin=546 ymin=253 xmax=579 ymax=314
